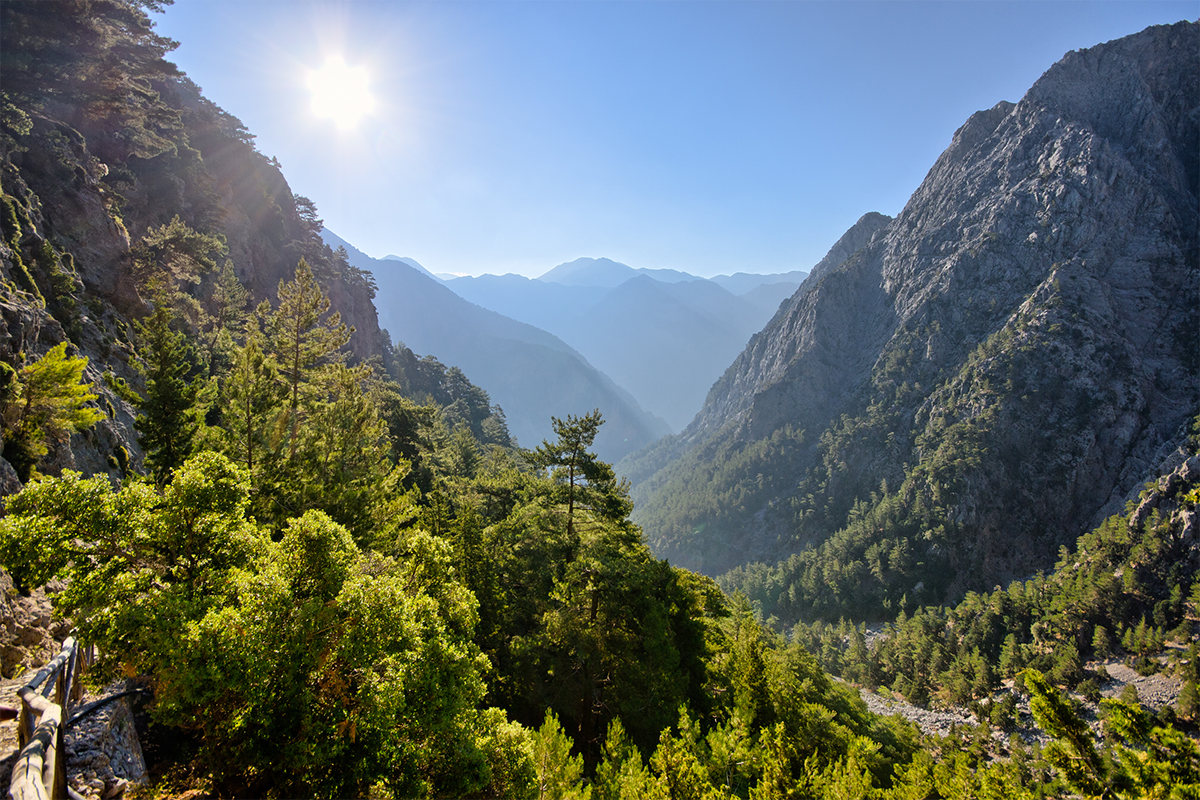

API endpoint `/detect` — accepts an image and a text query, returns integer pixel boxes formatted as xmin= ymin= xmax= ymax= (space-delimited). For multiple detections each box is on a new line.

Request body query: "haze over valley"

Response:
xmin=325 ymin=229 xmax=811 ymax=439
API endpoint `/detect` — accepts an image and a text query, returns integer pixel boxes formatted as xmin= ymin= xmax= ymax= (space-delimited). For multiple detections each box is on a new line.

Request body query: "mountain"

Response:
xmin=709 ymin=270 xmax=809 ymax=296
xmin=624 ymin=21 xmax=1199 ymax=613
xmin=320 ymin=232 xmax=443 ymax=283
xmin=739 ymin=280 xmax=807 ymax=320
xmin=568 ymin=276 xmax=767 ymax=431
xmin=537 ymin=256 xmax=698 ymax=287
xmin=383 ymin=254 xmax=441 ymax=281
xmin=321 ymin=230 xmax=670 ymax=461
xmin=444 ymin=263 xmax=808 ymax=430
xmin=800 ymin=212 xmax=893 ymax=286
xmin=427 ymin=272 xmax=606 ymax=337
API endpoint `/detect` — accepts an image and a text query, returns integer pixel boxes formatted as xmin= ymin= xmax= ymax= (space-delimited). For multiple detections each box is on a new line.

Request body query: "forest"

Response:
xmin=0 ymin=1 xmax=1197 ymax=798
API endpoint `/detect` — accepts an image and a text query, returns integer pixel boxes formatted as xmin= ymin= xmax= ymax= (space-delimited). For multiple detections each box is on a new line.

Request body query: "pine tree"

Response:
xmin=290 ymin=363 xmax=392 ymax=540
xmin=0 ymin=343 xmax=104 ymax=482
xmin=1091 ymin=625 xmax=1112 ymax=660
xmin=133 ymin=305 xmax=203 ymax=486
xmin=221 ymin=325 xmax=283 ymax=482
xmin=533 ymin=711 xmax=591 ymax=800
xmin=0 ymin=0 xmax=183 ymax=159
xmin=132 ymin=216 xmax=228 ymax=327
xmin=531 ymin=410 xmax=630 ymax=540
xmin=1022 ymin=668 xmax=1106 ymax=795
xmin=200 ymin=260 xmax=249 ymax=376
xmin=594 ymin=717 xmax=657 ymax=800
xmin=266 ymin=259 xmax=350 ymax=461
xmin=1177 ymin=680 xmax=1198 ymax=721
xmin=1050 ymin=640 xmax=1082 ymax=688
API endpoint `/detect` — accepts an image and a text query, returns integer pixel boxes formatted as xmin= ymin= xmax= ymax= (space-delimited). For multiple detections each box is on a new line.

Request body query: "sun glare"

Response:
xmin=307 ymin=56 xmax=375 ymax=129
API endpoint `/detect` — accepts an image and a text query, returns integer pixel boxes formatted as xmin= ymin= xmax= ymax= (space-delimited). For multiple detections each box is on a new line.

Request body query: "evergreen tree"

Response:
xmin=594 ymin=717 xmax=657 ymax=800
xmin=1022 ymin=668 xmax=1106 ymax=795
xmin=266 ymin=259 xmax=350 ymax=461
xmin=1049 ymin=640 xmax=1082 ymax=687
xmin=1179 ymin=680 xmax=1198 ymax=722
xmin=0 ymin=343 xmax=104 ymax=482
xmin=1092 ymin=625 xmax=1113 ymax=660
xmin=533 ymin=711 xmax=591 ymax=800
xmin=133 ymin=304 xmax=204 ymax=486
xmin=220 ymin=326 xmax=284 ymax=491
xmin=0 ymin=0 xmax=183 ymax=158
xmin=132 ymin=215 xmax=227 ymax=326
xmin=200 ymin=260 xmax=249 ymax=376
xmin=531 ymin=410 xmax=630 ymax=541
xmin=288 ymin=362 xmax=394 ymax=540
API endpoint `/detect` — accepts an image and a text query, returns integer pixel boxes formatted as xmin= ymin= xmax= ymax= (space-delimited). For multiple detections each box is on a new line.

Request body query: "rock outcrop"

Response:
xmin=0 ymin=568 xmax=70 ymax=678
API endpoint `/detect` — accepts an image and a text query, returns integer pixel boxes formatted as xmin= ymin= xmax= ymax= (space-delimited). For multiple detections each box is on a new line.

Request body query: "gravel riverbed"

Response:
xmin=845 ymin=655 xmax=1186 ymax=744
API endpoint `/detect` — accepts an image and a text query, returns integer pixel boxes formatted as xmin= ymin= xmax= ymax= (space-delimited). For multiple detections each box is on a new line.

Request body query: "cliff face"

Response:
xmin=0 ymin=10 xmax=386 ymax=489
xmin=629 ymin=22 xmax=1199 ymax=596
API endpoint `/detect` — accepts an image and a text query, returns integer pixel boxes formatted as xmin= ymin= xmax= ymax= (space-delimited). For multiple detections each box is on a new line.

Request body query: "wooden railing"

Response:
xmin=8 ymin=636 xmax=90 ymax=800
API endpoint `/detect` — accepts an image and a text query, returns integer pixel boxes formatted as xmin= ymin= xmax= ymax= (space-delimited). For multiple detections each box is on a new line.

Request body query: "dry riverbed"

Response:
xmin=846 ymin=655 xmax=1186 ymax=744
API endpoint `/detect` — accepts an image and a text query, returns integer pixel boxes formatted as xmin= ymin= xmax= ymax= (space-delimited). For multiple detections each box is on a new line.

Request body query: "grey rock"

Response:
xmin=1181 ymin=455 xmax=1200 ymax=482
xmin=631 ymin=21 xmax=1199 ymax=588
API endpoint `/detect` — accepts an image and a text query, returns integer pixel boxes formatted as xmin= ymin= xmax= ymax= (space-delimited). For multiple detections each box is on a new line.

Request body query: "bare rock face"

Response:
xmin=801 ymin=211 xmax=893 ymax=287
xmin=632 ymin=21 xmax=1199 ymax=593
xmin=0 ymin=568 xmax=71 ymax=679
xmin=13 ymin=114 xmax=140 ymax=313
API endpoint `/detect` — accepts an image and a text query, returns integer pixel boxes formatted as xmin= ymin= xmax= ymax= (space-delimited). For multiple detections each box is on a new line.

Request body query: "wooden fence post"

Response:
xmin=7 ymin=636 xmax=82 ymax=800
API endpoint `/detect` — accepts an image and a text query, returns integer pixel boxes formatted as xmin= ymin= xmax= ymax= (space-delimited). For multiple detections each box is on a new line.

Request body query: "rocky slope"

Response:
xmin=0 ymin=83 xmax=386 ymax=487
xmin=626 ymin=22 xmax=1199 ymax=601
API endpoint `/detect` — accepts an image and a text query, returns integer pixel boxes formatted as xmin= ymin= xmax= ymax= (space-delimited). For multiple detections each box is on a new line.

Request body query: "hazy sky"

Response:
xmin=154 ymin=1 xmax=1194 ymax=278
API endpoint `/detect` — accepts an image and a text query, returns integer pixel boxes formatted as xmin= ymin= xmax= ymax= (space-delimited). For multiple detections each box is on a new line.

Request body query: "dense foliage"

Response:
xmin=0 ymin=4 xmax=1196 ymax=797
xmin=0 ymin=235 xmax=922 ymax=794
xmin=735 ymin=453 xmax=1199 ymax=708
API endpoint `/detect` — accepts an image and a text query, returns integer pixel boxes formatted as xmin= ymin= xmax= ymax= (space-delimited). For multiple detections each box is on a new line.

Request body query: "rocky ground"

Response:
xmin=849 ymin=654 xmax=1187 ymax=744
xmin=1100 ymin=660 xmax=1184 ymax=709
xmin=853 ymin=686 xmax=980 ymax=737
xmin=0 ymin=668 xmax=147 ymax=799
xmin=1 ymin=569 xmax=72 ymax=679
xmin=0 ymin=671 xmax=26 ymax=790
xmin=65 ymin=680 xmax=148 ymax=800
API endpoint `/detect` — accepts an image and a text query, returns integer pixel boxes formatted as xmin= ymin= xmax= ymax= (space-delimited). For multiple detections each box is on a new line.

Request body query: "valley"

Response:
xmin=0 ymin=4 xmax=1195 ymax=798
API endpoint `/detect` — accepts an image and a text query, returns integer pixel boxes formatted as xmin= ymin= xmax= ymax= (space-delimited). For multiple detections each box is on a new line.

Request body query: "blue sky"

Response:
xmin=154 ymin=1 xmax=1195 ymax=278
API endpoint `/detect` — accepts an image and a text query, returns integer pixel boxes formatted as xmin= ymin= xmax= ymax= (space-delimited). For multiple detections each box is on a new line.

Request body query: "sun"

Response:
xmin=307 ymin=56 xmax=375 ymax=129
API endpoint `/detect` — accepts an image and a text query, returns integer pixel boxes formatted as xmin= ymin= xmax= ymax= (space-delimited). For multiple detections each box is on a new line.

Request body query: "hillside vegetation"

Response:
xmin=0 ymin=4 xmax=1196 ymax=798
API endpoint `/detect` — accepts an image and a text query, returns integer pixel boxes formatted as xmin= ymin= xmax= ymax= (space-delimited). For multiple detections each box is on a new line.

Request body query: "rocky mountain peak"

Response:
xmin=628 ymin=21 xmax=1199 ymax=592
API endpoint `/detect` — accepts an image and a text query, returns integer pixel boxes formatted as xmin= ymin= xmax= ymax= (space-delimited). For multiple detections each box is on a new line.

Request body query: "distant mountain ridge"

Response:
xmin=321 ymin=230 xmax=670 ymax=461
xmin=623 ymin=21 xmax=1199 ymax=610
xmin=537 ymin=257 xmax=697 ymax=287
xmin=710 ymin=270 xmax=809 ymax=296
xmin=442 ymin=258 xmax=809 ymax=430
xmin=381 ymin=254 xmax=440 ymax=281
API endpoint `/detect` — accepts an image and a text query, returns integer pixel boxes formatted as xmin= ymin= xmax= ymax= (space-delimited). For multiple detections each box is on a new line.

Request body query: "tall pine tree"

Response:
xmin=266 ymin=259 xmax=349 ymax=462
xmin=133 ymin=304 xmax=203 ymax=486
xmin=531 ymin=410 xmax=630 ymax=541
xmin=221 ymin=321 xmax=284 ymax=484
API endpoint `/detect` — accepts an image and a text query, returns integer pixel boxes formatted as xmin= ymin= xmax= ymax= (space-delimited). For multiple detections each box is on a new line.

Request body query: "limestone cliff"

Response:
xmin=628 ymin=22 xmax=1199 ymax=604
